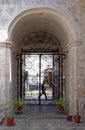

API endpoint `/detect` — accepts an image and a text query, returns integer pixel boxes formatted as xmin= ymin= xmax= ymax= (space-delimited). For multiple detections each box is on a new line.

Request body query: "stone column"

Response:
xmin=0 ymin=42 xmax=15 ymax=117
xmin=66 ymin=41 xmax=80 ymax=115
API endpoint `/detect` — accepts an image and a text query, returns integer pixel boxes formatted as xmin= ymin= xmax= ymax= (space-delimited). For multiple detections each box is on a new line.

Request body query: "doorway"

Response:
xmin=17 ymin=53 xmax=66 ymax=105
xmin=7 ymin=7 xmax=78 ymax=114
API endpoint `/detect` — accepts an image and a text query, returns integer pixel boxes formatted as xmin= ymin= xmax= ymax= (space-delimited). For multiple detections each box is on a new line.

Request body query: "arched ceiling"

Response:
xmin=8 ymin=8 xmax=77 ymax=52
xmin=20 ymin=32 xmax=60 ymax=53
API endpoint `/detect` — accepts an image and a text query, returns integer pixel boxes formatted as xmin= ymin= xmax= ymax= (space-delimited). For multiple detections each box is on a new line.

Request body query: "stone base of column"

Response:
xmin=0 ymin=112 xmax=5 ymax=124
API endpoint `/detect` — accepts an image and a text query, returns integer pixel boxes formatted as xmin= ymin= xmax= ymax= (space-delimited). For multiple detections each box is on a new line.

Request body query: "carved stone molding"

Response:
xmin=0 ymin=42 xmax=15 ymax=50
xmin=66 ymin=41 xmax=80 ymax=49
xmin=76 ymin=0 xmax=85 ymax=2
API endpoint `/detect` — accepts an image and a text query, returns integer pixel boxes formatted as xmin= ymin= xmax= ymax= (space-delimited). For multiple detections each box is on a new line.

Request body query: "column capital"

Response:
xmin=66 ymin=41 xmax=80 ymax=49
xmin=0 ymin=41 xmax=15 ymax=50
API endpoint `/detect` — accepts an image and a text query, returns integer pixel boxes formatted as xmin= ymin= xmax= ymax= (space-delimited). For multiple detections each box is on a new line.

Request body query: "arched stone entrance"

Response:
xmin=15 ymin=31 xmax=65 ymax=105
xmin=0 ymin=7 xmax=80 ymax=115
xmin=8 ymin=8 xmax=78 ymax=49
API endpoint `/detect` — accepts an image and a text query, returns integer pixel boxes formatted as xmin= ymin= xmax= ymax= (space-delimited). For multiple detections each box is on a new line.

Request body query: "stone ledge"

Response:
xmin=66 ymin=41 xmax=80 ymax=49
xmin=0 ymin=42 xmax=15 ymax=50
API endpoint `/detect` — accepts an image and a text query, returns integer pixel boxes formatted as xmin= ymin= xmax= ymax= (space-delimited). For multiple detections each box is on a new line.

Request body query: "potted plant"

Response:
xmin=66 ymin=105 xmax=72 ymax=121
xmin=66 ymin=113 xmax=72 ymax=121
xmin=7 ymin=104 xmax=15 ymax=126
xmin=14 ymin=98 xmax=26 ymax=113
xmin=74 ymin=100 xmax=81 ymax=123
xmin=54 ymin=98 xmax=66 ymax=112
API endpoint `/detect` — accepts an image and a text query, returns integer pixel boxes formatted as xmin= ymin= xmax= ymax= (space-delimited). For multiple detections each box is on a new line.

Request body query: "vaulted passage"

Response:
xmin=0 ymin=2 xmax=84 ymax=128
xmin=16 ymin=31 xmax=65 ymax=105
xmin=4 ymin=7 xmax=79 ymax=115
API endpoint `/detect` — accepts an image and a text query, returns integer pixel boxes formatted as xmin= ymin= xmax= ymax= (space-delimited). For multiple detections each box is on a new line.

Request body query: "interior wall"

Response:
xmin=11 ymin=51 xmax=17 ymax=100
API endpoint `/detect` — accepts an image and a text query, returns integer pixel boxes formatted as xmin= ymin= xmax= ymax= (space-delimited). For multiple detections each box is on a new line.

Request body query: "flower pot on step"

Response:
xmin=7 ymin=117 xmax=15 ymax=126
xmin=66 ymin=115 xmax=72 ymax=121
xmin=74 ymin=115 xmax=81 ymax=123
xmin=57 ymin=105 xmax=65 ymax=112
xmin=17 ymin=106 xmax=23 ymax=113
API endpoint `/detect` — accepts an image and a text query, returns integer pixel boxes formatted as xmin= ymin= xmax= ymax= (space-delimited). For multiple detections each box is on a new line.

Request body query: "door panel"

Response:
xmin=24 ymin=54 xmax=53 ymax=104
xmin=24 ymin=55 xmax=39 ymax=100
xmin=41 ymin=55 xmax=53 ymax=100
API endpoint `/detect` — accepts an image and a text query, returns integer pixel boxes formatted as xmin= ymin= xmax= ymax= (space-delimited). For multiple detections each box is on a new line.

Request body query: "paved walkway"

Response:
xmin=1 ymin=105 xmax=85 ymax=130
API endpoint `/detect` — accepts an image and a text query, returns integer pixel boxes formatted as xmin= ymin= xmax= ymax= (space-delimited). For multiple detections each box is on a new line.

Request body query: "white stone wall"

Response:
xmin=0 ymin=0 xmax=80 ymax=41
xmin=0 ymin=46 xmax=6 ymax=112
xmin=0 ymin=42 xmax=15 ymax=115
xmin=0 ymin=45 xmax=10 ymax=114
xmin=77 ymin=1 xmax=85 ymax=118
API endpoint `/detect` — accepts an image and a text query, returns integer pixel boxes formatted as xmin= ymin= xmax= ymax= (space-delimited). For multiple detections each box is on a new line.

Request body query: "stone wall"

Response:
xmin=0 ymin=45 xmax=7 ymax=113
xmin=0 ymin=0 xmax=81 ymax=41
xmin=0 ymin=42 xmax=16 ymax=115
xmin=77 ymin=1 xmax=85 ymax=119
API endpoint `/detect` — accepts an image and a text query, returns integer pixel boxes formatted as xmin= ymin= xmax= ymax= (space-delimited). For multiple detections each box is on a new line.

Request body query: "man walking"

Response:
xmin=38 ymin=81 xmax=47 ymax=100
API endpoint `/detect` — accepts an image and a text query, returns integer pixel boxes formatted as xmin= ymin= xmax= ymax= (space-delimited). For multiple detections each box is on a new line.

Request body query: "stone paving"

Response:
xmin=0 ymin=105 xmax=85 ymax=130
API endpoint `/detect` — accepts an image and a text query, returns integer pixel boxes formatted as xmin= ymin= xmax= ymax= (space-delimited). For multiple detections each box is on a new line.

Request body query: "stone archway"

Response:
xmin=8 ymin=8 xmax=78 ymax=50
xmin=0 ymin=7 xmax=80 ymax=115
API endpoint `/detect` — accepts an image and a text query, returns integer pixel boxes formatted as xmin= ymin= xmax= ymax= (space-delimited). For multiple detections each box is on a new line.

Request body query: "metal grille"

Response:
xmin=17 ymin=53 xmax=66 ymax=104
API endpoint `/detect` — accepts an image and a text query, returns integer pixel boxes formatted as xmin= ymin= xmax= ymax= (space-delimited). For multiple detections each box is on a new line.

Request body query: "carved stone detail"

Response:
xmin=0 ymin=42 xmax=15 ymax=50
xmin=66 ymin=41 xmax=80 ymax=49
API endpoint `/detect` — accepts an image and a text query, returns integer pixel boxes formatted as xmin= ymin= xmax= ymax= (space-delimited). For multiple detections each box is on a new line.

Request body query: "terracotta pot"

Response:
xmin=57 ymin=105 xmax=64 ymax=112
xmin=7 ymin=117 xmax=14 ymax=126
xmin=66 ymin=115 xmax=72 ymax=121
xmin=74 ymin=115 xmax=81 ymax=123
xmin=17 ymin=106 xmax=23 ymax=112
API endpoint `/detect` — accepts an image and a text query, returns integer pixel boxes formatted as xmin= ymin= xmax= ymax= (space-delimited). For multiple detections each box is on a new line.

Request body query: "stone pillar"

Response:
xmin=66 ymin=41 xmax=80 ymax=115
xmin=0 ymin=42 xmax=15 ymax=118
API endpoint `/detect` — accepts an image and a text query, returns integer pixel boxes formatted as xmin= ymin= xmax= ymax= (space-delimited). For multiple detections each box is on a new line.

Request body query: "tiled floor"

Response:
xmin=1 ymin=105 xmax=85 ymax=130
